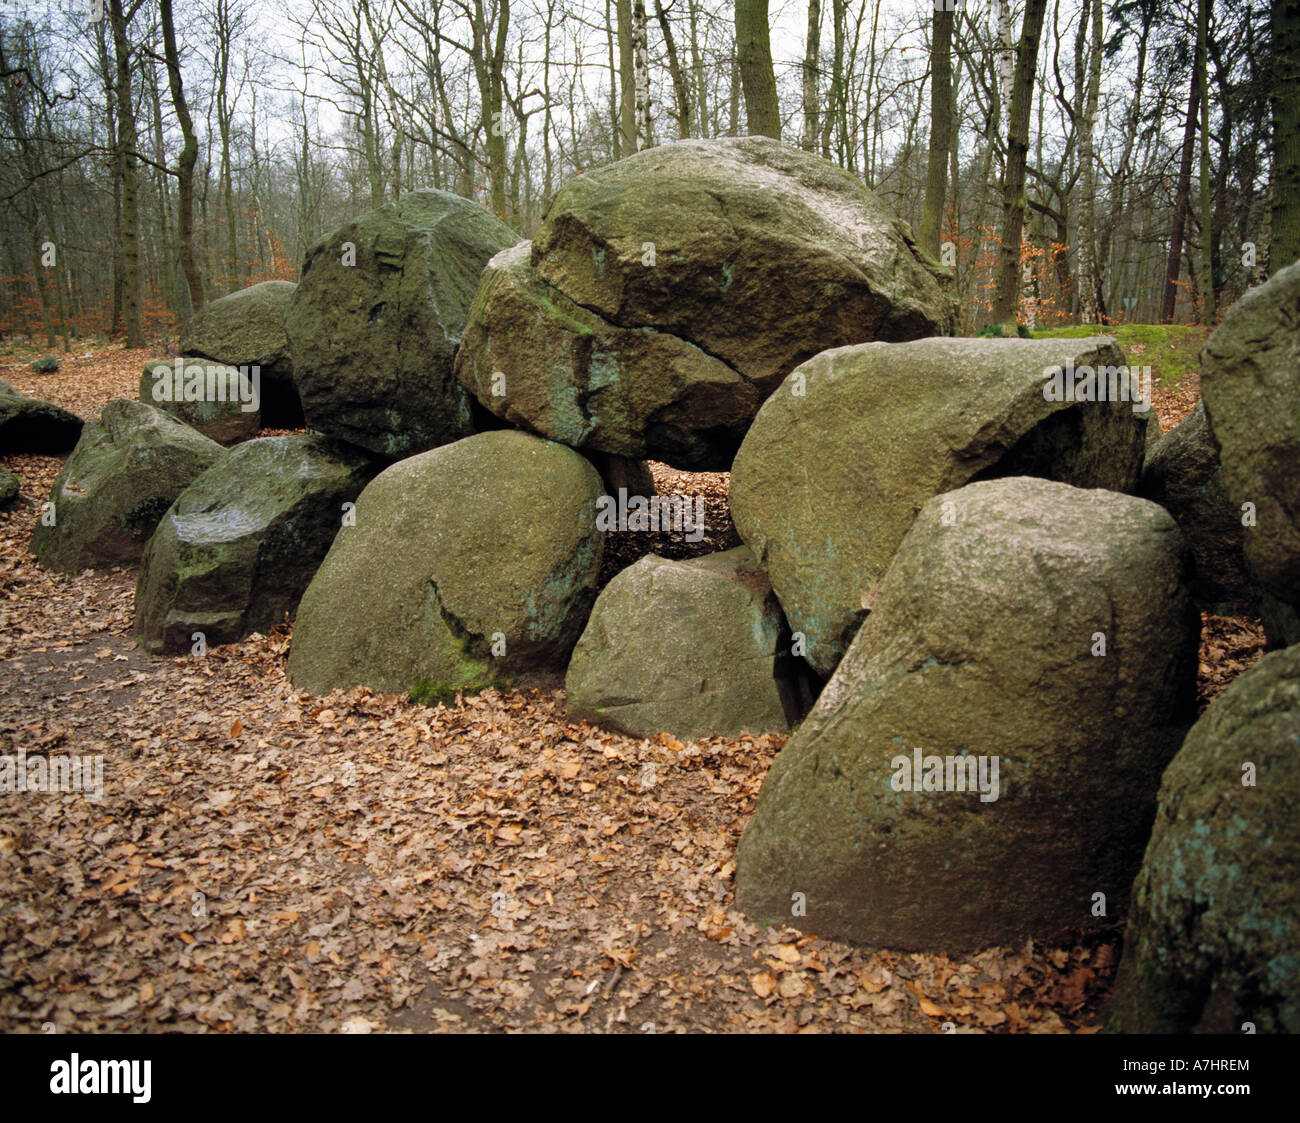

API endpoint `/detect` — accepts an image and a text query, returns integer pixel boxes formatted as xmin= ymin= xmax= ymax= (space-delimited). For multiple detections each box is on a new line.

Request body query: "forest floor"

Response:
xmin=0 ymin=336 xmax=1265 ymax=1033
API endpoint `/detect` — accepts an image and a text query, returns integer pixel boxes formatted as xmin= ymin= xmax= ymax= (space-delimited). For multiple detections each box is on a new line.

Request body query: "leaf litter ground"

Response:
xmin=0 ymin=349 xmax=1265 ymax=1033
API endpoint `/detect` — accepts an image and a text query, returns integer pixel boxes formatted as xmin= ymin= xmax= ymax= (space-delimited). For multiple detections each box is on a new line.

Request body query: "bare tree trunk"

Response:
xmin=607 ymin=0 xmax=621 ymax=159
xmin=1197 ymin=0 xmax=1216 ymax=320
xmin=1273 ymin=0 xmax=1300 ymax=268
xmin=617 ymin=0 xmax=637 ymax=154
xmin=919 ymin=5 xmax=954 ymax=258
xmin=801 ymin=0 xmax=821 ymax=151
xmin=1162 ymin=70 xmax=1200 ymax=323
xmin=109 ymin=0 xmax=143 ymax=348
xmin=688 ymin=0 xmax=707 ymax=137
xmin=992 ymin=0 xmax=1049 ymax=326
xmin=162 ymin=0 xmax=203 ymax=316
xmin=655 ymin=0 xmax=692 ymax=138
xmin=996 ymin=0 xmax=1014 ymax=113
xmin=633 ymin=0 xmax=652 ymax=148
xmin=1077 ymin=0 xmax=1103 ymax=323
xmin=735 ymin=0 xmax=780 ymax=138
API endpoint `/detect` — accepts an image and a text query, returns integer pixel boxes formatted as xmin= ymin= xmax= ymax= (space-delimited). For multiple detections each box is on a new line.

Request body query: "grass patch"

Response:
xmin=1029 ymin=323 xmax=1208 ymax=388
xmin=976 ymin=322 xmax=1031 ymax=338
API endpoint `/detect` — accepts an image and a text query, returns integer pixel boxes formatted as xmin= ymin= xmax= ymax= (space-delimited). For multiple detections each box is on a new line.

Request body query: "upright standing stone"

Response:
xmin=736 ymin=478 xmax=1199 ymax=952
xmin=135 ymin=435 xmax=376 ymax=653
xmin=286 ymin=190 xmax=520 ymax=459
xmin=1110 ymin=645 xmax=1300 ymax=1033
xmin=31 ymin=399 xmax=225 ymax=573
xmin=288 ymin=431 xmax=604 ymax=695
xmin=1200 ymin=259 xmax=1300 ymax=645
xmin=566 ymin=546 xmax=806 ymax=739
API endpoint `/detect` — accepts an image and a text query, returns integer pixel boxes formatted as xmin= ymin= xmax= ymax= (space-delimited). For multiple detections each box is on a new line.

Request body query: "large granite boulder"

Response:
xmin=457 ymin=137 xmax=953 ymax=469
xmin=140 ymin=359 xmax=261 ymax=444
xmin=1110 ymin=645 xmax=1300 ymax=1033
xmin=0 ymin=385 xmax=82 ymax=454
xmin=566 ymin=546 xmax=806 ymax=739
xmin=286 ymin=189 xmax=520 ymax=459
xmin=735 ymin=477 xmax=1200 ymax=952
xmin=288 ymin=431 xmax=604 ymax=695
xmin=1138 ymin=401 xmax=1253 ymax=611
xmin=1200 ymin=260 xmax=1300 ymax=647
xmin=180 ymin=281 xmax=302 ymax=426
xmin=135 ymin=435 xmax=376 ymax=654
xmin=30 ymin=399 xmax=225 ymax=573
xmin=455 ymin=243 xmax=757 ymax=469
xmin=731 ymin=336 xmax=1149 ymax=676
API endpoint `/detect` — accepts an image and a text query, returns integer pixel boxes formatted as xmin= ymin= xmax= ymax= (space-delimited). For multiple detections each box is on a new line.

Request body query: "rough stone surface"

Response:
xmin=135 ymin=435 xmax=376 ymax=654
xmin=458 ymin=137 xmax=953 ymax=468
xmin=288 ymin=431 xmax=604 ymax=695
xmin=179 ymin=281 xmax=303 ymax=426
xmin=532 ymin=136 xmax=954 ymax=382
xmin=30 ymin=399 xmax=226 ymax=573
xmin=1109 ymin=645 xmax=1300 ymax=1033
xmin=1138 ymin=401 xmax=1253 ymax=611
xmin=736 ymin=477 xmax=1199 ymax=952
xmin=1200 ymin=259 xmax=1300 ymax=646
xmin=140 ymin=359 xmax=261 ymax=444
xmin=456 ymin=243 xmax=756 ymax=468
xmin=286 ymin=189 xmax=520 ymax=459
xmin=731 ymin=336 xmax=1149 ymax=676
xmin=566 ymin=546 xmax=806 ymax=739
xmin=590 ymin=453 xmax=657 ymax=498
xmin=0 ymin=463 xmax=18 ymax=506
xmin=0 ymin=386 xmax=82 ymax=454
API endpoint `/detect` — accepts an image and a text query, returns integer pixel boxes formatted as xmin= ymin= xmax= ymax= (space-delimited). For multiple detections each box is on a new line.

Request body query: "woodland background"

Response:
xmin=0 ymin=0 xmax=1297 ymax=349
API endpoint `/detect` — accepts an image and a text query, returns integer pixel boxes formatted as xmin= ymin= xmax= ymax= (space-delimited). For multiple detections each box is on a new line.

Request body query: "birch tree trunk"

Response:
xmin=633 ymin=0 xmax=652 ymax=148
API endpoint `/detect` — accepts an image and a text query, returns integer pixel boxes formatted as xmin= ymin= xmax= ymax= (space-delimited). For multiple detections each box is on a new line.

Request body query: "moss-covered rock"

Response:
xmin=286 ymin=189 xmax=520 ymax=459
xmin=731 ymin=336 xmax=1149 ymax=676
xmin=1138 ymin=401 xmax=1253 ymax=612
xmin=135 ymin=434 xmax=377 ymax=654
xmin=0 ymin=386 xmax=82 ymax=454
xmin=458 ymin=138 xmax=953 ymax=469
xmin=1200 ymin=259 xmax=1300 ymax=646
xmin=566 ymin=546 xmax=807 ymax=739
xmin=532 ymin=136 xmax=954 ymax=383
xmin=1109 ymin=645 xmax=1300 ymax=1033
xmin=0 ymin=463 xmax=19 ymax=506
xmin=288 ymin=430 xmax=604 ymax=695
xmin=30 ymin=399 xmax=225 ymax=573
xmin=735 ymin=477 xmax=1199 ymax=952
xmin=456 ymin=243 xmax=756 ymax=469
xmin=179 ymin=281 xmax=303 ymax=426
xmin=140 ymin=359 xmax=261 ymax=444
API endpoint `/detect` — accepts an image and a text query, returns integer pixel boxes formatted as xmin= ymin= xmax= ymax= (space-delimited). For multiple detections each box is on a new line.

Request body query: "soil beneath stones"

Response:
xmin=0 ymin=348 xmax=1266 ymax=1034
